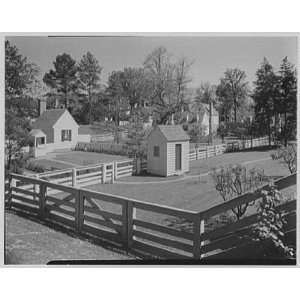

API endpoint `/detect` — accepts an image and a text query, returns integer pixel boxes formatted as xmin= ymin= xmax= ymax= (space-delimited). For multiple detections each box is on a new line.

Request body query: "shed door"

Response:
xmin=175 ymin=144 xmax=182 ymax=171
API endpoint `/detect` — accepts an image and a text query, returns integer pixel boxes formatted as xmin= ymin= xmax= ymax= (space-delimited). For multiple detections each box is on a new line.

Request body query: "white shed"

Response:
xmin=147 ymin=125 xmax=190 ymax=177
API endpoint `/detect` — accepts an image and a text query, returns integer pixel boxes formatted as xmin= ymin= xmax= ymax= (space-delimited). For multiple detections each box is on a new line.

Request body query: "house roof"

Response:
xmin=29 ymin=129 xmax=46 ymax=136
xmin=31 ymin=109 xmax=66 ymax=129
xmin=157 ymin=125 xmax=190 ymax=142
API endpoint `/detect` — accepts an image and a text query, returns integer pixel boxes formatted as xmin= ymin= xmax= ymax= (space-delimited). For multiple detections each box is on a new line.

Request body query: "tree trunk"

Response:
xmin=234 ymin=98 xmax=237 ymax=123
xmin=88 ymin=89 xmax=92 ymax=124
xmin=209 ymin=101 xmax=212 ymax=145
xmin=268 ymin=116 xmax=271 ymax=146
xmin=284 ymin=111 xmax=287 ymax=146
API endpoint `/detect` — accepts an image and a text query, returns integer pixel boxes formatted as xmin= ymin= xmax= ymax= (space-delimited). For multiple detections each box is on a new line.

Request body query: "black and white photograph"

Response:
xmin=3 ymin=34 xmax=297 ymax=265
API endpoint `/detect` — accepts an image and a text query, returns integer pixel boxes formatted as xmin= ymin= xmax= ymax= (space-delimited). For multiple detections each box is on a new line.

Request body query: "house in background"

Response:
xmin=29 ymin=100 xmax=80 ymax=157
xmin=197 ymin=103 xmax=219 ymax=136
xmin=179 ymin=103 xmax=219 ymax=136
xmin=147 ymin=125 xmax=190 ymax=177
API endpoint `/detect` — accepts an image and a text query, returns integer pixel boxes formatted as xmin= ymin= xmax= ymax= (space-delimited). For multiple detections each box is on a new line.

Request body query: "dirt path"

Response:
xmin=5 ymin=212 xmax=133 ymax=264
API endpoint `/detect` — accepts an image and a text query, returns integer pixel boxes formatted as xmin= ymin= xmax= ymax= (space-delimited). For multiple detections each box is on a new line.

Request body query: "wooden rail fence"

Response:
xmin=226 ymin=136 xmax=272 ymax=152
xmin=189 ymin=144 xmax=227 ymax=161
xmin=5 ymin=172 xmax=296 ymax=260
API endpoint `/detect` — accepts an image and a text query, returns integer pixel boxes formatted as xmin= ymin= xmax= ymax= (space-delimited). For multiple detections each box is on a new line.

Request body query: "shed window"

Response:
xmin=61 ymin=129 xmax=72 ymax=141
xmin=153 ymin=146 xmax=160 ymax=157
xmin=36 ymin=137 xmax=45 ymax=147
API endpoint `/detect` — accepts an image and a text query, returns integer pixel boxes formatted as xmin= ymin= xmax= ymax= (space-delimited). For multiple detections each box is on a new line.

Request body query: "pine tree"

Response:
xmin=43 ymin=53 xmax=78 ymax=109
xmin=78 ymin=52 xmax=102 ymax=124
xmin=252 ymin=58 xmax=279 ymax=145
xmin=278 ymin=57 xmax=297 ymax=145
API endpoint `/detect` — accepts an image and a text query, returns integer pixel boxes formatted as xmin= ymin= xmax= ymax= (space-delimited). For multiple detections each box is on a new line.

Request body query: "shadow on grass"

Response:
xmin=5 ymin=208 xmax=137 ymax=262
xmin=226 ymin=145 xmax=278 ymax=153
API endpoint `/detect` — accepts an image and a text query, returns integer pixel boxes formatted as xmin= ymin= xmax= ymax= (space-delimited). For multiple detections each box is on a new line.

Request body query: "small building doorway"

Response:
xmin=175 ymin=144 xmax=182 ymax=171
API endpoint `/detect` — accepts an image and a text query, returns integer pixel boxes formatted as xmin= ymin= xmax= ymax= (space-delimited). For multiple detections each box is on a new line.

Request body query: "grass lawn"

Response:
xmin=82 ymin=149 xmax=294 ymax=235
xmin=31 ymin=151 xmax=129 ymax=171
xmin=5 ymin=211 xmax=132 ymax=264
xmin=86 ymin=149 xmax=292 ymax=212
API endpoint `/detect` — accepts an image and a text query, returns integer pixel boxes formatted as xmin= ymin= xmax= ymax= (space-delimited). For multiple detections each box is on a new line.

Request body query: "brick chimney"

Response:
xmin=38 ymin=99 xmax=47 ymax=116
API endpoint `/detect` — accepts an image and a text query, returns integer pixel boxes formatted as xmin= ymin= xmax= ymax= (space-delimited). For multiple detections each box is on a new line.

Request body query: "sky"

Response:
xmin=7 ymin=35 xmax=298 ymax=88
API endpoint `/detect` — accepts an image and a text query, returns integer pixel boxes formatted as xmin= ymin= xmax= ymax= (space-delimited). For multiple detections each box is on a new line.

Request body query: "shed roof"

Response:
xmin=30 ymin=129 xmax=46 ymax=136
xmin=31 ymin=109 xmax=66 ymax=129
xmin=157 ymin=125 xmax=190 ymax=142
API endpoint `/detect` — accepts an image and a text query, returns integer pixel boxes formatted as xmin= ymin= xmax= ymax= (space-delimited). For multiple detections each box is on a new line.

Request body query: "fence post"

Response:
xmin=72 ymin=168 xmax=77 ymax=187
xmin=193 ymin=214 xmax=205 ymax=259
xmin=102 ymin=164 xmax=106 ymax=184
xmin=34 ymin=174 xmax=39 ymax=202
xmin=126 ymin=201 xmax=136 ymax=251
xmin=75 ymin=190 xmax=84 ymax=232
xmin=196 ymin=147 xmax=198 ymax=160
xmin=39 ymin=182 xmax=46 ymax=219
xmin=114 ymin=161 xmax=118 ymax=180
xmin=214 ymin=145 xmax=217 ymax=156
xmin=111 ymin=163 xmax=115 ymax=184
xmin=206 ymin=147 xmax=208 ymax=159
xmin=7 ymin=175 xmax=15 ymax=208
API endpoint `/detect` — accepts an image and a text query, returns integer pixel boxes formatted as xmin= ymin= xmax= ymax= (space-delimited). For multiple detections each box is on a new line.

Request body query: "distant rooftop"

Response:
xmin=32 ymin=109 xmax=66 ymax=129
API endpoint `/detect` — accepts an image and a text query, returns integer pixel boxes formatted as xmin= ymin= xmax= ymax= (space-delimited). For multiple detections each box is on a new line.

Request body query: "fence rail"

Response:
xmin=189 ymin=144 xmax=227 ymax=161
xmin=5 ymin=172 xmax=296 ymax=260
xmin=226 ymin=136 xmax=271 ymax=152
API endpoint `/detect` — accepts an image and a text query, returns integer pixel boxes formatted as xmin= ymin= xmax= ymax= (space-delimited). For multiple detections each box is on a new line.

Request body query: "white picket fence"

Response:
xmin=226 ymin=136 xmax=271 ymax=152
xmin=189 ymin=144 xmax=227 ymax=161
xmin=17 ymin=160 xmax=134 ymax=195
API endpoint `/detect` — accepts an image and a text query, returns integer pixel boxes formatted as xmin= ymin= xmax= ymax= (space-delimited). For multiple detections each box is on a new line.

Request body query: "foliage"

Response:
xmin=277 ymin=57 xmax=297 ymax=145
xmin=5 ymin=40 xmax=40 ymax=98
xmin=25 ymin=161 xmax=47 ymax=173
xmin=144 ymin=47 xmax=192 ymax=124
xmin=77 ymin=52 xmax=102 ymax=124
xmin=252 ymin=58 xmax=280 ymax=144
xmin=216 ymin=68 xmax=249 ymax=123
xmin=74 ymin=142 xmax=131 ymax=156
xmin=193 ymin=82 xmax=217 ymax=144
xmin=43 ymin=53 xmax=78 ymax=109
xmin=211 ymin=165 xmax=269 ymax=220
xmin=188 ymin=123 xmax=207 ymax=143
xmin=126 ymin=112 xmax=147 ymax=159
xmin=271 ymin=144 xmax=297 ymax=174
xmin=5 ymin=41 xmax=39 ymax=175
xmin=251 ymin=185 xmax=295 ymax=259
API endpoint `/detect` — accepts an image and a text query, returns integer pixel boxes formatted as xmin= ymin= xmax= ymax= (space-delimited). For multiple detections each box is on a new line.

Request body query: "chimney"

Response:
xmin=170 ymin=114 xmax=174 ymax=125
xmin=38 ymin=99 xmax=47 ymax=116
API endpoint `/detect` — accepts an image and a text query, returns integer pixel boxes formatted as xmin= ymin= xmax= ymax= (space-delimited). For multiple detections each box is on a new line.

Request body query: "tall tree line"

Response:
xmin=252 ymin=57 xmax=297 ymax=145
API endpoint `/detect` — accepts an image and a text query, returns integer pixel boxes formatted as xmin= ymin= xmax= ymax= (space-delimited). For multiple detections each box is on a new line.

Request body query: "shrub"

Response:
xmin=25 ymin=161 xmax=47 ymax=173
xmin=251 ymin=185 xmax=295 ymax=259
xmin=271 ymin=144 xmax=296 ymax=174
xmin=210 ymin=164 xmax=269 ymax=220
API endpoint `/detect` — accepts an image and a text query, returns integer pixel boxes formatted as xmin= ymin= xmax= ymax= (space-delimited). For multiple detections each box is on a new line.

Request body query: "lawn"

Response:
xmin=5 ymin=211 xmax=132 ymax=264
xmin=86 ymin=149 xmax=292 ymax=213
xmin=31 ymin=151 xmax=129 ymax=170
xmin=82 ymin=148 xmax=294 ymax=234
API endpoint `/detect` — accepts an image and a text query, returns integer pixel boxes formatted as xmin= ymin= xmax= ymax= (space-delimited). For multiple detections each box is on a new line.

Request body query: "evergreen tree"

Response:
xmin=43 ymin=53 xmax=78 ymax=109
xmin=252 ymin=58 xmax=279 ymax=145
xmin=78 ymin=52 xmax=102 ymax=124
xmin=278 ymin=57 xmax=297 ymax=145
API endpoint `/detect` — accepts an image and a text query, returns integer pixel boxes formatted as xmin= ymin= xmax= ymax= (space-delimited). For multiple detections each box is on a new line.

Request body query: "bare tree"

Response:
xmin=211 ymin=165 xmax=269 ymax=220
xmin=194 ymin=82 xmax=217 ymax=144
xmin=144 ymin=47 xmax=192 ymax=124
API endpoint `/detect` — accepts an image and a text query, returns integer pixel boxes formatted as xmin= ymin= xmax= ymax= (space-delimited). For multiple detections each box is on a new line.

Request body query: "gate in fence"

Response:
xmin=5 ymin=172 xmax=296 ymax=260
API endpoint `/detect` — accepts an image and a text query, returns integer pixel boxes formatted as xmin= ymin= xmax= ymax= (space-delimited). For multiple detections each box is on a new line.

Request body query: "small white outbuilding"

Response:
xmin=147 ymin=125 xmax=190 ymax=177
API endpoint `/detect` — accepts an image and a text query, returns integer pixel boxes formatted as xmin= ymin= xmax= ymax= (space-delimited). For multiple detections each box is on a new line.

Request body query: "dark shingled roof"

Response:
xmin=157 ymin=125 xmax=190 ymax=142
xmin=31 ymin=109 xmax=66 ymax=129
